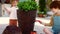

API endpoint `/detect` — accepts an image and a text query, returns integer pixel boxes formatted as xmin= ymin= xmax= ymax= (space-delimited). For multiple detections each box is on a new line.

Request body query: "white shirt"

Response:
xmin=9 ymin=7 xmax=18 ymax=19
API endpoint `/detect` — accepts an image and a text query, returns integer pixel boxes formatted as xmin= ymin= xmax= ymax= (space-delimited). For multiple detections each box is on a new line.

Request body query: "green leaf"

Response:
xmin=17 ymin=1 xmax=38 ymax=12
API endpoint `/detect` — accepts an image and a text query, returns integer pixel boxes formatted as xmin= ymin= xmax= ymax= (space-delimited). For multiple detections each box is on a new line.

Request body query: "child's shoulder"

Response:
xmin=11 ymin=7 xmax=18 ymax=9
xmin=50 ymin=15 xmax=55 ymax=19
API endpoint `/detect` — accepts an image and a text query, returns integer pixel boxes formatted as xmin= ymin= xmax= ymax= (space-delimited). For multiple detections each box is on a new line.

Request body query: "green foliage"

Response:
xmin=39 ymin=0 xmax=47 ymax=14
xmin=17 ymin=1 xmax=38 ymax=12
xmin=38 ymin=11 xmax=44 ymax=14
xmin=19 ymin=0 xmax=35 ymax=2
xmin=38 ymin=8 xmax=47 ymax=14
xmin=39 ymin=0 xmax=46 ymax=8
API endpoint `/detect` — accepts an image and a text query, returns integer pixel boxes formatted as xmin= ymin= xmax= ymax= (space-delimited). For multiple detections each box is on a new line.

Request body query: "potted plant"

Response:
xmin=17 ymin=1 xmax=38 ymax=34
xmin=38 ymin=8 xmax=47 ymax=17
xmin=38 ymin=11 xmax=44 ymax=17
xmin=38 ymin=0 xmax=47 ymax=17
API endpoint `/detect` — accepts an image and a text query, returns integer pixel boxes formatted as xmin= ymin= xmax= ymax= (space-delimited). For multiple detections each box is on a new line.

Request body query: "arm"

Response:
xmin=44 ymin=16 xmax=53 ymax=26
xmin=3 ymin=5 xmax=11 ymax=14
xmin=35 ymin=16 xmax=53 ymax=26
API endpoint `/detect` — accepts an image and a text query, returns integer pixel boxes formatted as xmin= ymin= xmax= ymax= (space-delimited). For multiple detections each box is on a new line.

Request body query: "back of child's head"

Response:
xmin=11 ymin=0 xmax=18 ymax=7
xmin=2 ymin=26 xmax=22 ymax=34
xmin=50 ymin=1 xmax=60 ymax=9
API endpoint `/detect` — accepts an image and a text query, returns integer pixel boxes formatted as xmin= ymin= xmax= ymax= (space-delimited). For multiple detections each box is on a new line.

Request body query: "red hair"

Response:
xmin=11 ymin=0 xmax=18 ymax=7
xmin=50 ymin=1 xmax=60 ymax=9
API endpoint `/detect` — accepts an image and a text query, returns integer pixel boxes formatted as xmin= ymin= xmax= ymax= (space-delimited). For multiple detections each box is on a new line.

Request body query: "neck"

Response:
xmin=55 ymin=13 xmax=60 ymax=16
xmin=54 ymin=11 xmax=60 ymax=16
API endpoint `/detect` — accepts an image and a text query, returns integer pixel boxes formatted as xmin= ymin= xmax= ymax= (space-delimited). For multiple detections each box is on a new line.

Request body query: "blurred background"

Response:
xmin=0 ymin=0 xmax=56 ymax=17
xmin=0 ymin=0 xmax=60 ymax=34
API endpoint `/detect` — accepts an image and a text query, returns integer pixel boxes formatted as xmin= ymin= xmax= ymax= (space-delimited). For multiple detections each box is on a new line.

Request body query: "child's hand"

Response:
xmin=35 ymin=20 xmax=42 ymax=24
xmin=43 ymin=28 xmax=53 ymax=34
xmin=2 ymin=4 xmax=10 ymax=14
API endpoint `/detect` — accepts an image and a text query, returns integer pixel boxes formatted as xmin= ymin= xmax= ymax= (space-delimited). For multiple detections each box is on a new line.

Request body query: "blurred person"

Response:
xmin=40 ymin=1 xmax=60 ymax=34
xmin=2 ymin=0 xmax=22 ymax=34
xmin=3 ymin=0 xmax=18 ymax=26
xmin=2 ymin=26 xmax=22 ymax=34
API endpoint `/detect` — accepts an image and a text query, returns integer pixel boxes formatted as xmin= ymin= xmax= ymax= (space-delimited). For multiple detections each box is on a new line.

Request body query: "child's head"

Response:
xmin=2 ymin=26 xmax=21 ymax=34
xmin=50 ymin=1 xmax=60 ymax=14
xmin=11 ymin=0 xmax=18 ymax=7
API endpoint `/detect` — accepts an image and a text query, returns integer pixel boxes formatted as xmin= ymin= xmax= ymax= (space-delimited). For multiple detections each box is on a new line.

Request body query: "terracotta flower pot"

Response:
xmin=31 ymin=31 xmax=37 ymax=34
xmin=38 ymin=14 xmax=44 ymax=17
